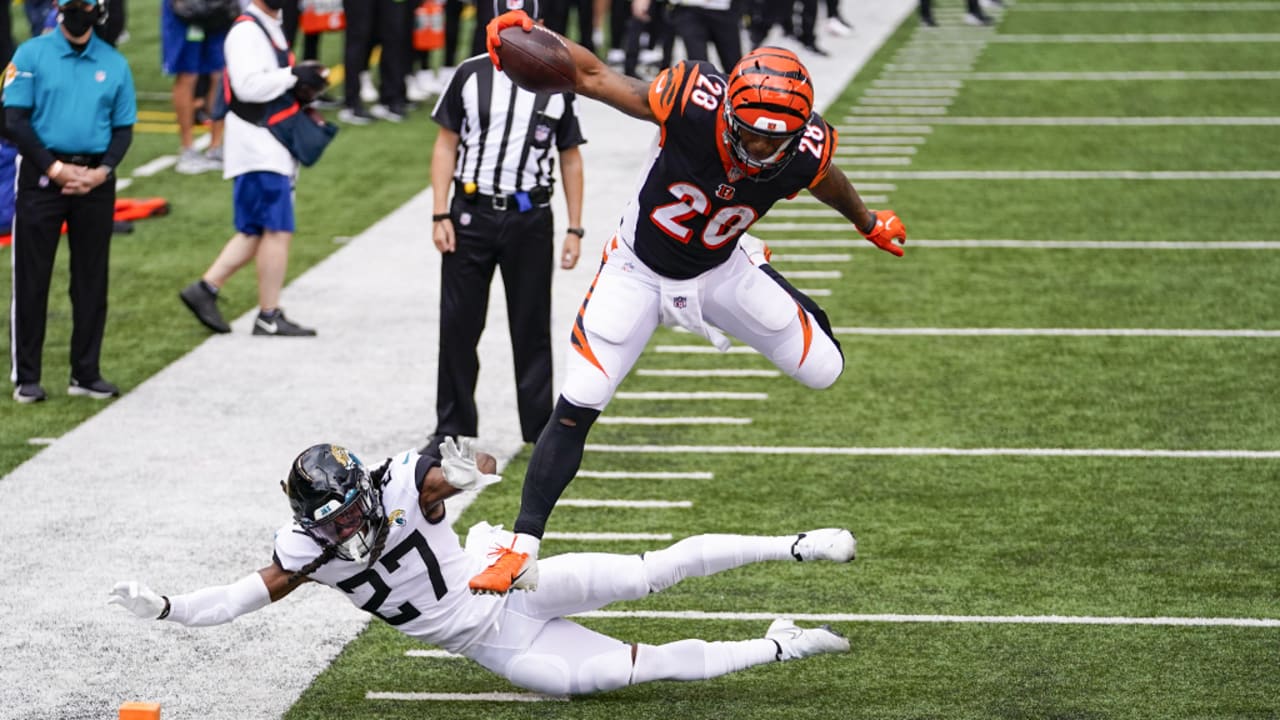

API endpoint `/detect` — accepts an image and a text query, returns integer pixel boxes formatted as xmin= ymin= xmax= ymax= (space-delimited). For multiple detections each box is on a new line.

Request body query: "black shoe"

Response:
xmin=313 ymin=93 xmax=341 ymax=109
xmin=802 ymin=42 xmax=829 ymax=57
xmin=921 ymin=14 xmax=938 ymax=27
xmin=13 ymin=383 xmax=47 ymax=404
xmin=180 ymin=280 xmax=231 ymax=333
xmin=253 ymin=309 xmax=317 ymax=336
xmin=68 ymin=377 xmax=120 ymax=399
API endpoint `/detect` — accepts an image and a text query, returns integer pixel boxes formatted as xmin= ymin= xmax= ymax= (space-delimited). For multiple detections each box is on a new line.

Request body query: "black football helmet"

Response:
xmin=283 ymin=444 xmax=386 ymax=563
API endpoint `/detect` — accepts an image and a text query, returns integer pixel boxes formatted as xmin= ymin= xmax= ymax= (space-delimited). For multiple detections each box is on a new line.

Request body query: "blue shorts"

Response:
xmin=233 ymin=172 xmax=295 ymax=235
xmin=161 ymin=0 xmax=227 ymax=75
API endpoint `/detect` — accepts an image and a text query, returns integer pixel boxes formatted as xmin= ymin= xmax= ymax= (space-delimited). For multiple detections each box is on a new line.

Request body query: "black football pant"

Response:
xmin=9 ymin=159 xmax=115 ymax=387
xmin=376 ymin=0 xmax=413 ymax=107
xmin=342 ymin=0 xmax=376 ymax=108
xmin=435 ymin=202 xmax=554 ymax=444
xmin=669 ymin=5 xmax=742 ymax=69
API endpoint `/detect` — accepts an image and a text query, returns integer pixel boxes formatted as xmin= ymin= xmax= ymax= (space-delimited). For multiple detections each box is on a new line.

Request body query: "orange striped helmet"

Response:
xmin=723 ymin=47 xmax=814 ymax=179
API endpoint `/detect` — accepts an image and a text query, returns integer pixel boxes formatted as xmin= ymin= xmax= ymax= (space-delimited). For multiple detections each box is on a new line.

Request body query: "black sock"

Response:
xmin=513 ymin=397 xmax=600 ymax=538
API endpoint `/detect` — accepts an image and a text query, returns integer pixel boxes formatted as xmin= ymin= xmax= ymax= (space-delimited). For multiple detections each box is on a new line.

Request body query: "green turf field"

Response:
xmin=5 ymin=0 xmax=1280 ymax=718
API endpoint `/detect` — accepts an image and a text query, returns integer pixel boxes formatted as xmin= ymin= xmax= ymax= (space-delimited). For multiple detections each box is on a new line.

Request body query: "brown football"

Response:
xmin=497 ymin=25 xmax=577 ymax=94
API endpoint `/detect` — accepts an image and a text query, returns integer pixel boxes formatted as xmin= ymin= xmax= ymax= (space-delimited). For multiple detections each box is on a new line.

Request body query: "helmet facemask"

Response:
xmin=723 ymin=46 xmax=815 ymax=183
xmin=286 ymin=445 xmax=388 ymax=564
xmin=724 ymin=103 xmax=806 ymax=182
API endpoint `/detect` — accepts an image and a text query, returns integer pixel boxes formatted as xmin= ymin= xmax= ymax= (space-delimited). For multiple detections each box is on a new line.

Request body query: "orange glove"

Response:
xmin=860 ymin=209 xmax=906 ymax=257
xmin=486 ymin=10 xmax=535 ymax=71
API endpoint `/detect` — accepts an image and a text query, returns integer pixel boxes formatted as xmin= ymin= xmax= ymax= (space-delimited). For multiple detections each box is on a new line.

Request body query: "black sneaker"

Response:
xmin=180 ymin=280 xmax=231 ymax=333
xmin=68 ymin=377 xmax=120 ymax=399
xmin=13 ymin=383 xmax=47 ymax=404
xmin=253 ymin=310 xmax=317 ymax=337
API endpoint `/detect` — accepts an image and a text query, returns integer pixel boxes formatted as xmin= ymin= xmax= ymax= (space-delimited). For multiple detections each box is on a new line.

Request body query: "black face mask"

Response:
xmin=261 ymin=0 xmax=286 ymax=10
xmin=60 ymin=6 xmax=97 ymax=37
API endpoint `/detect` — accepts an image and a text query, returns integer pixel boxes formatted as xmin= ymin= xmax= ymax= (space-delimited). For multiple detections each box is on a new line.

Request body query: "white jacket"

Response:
xmin=222 ymin=2 xmax=298 ymax=179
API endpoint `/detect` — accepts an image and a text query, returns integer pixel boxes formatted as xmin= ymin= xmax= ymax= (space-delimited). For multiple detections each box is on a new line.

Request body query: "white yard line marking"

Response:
xmin=577 ymin=470 xmax=715 ymax=479
xmin=761 ymin=239 xmax=1280 ymax=250
xmin=865 ymin=88 xmax=959 ymax=97
xmin=615 ymin=391 xmax=768 ymax=400
xmin=770 ymin=253 xmax=853 ymax=262
xmin=598 ymin=416 xmax=753 ymax=425
xmin=883 ymin=64 xmax=979 ymax=73
xmin=558 ymin=499 xmax=693 ymax=508
xmin=547 ymin=531 xmax=676 ymax=540
xmin=873 ymin=79 xmax=964 ymax=88
xmin=833 ymin=326 xmax=1280 ymax=337
xmin=800 ymin=288 xmax=832 ymax=296
xmin=847 ymin=170 xmax=1280 ymax=179
xmin=787 ymin=192 xmax=889 ymax=204
xmin=584 ymin=444 xmax=1280 ymax=459
xmin=1018 ymin=1 xmax=1280 ymax=10
xmin=636 ymin=368 xmax=781 ymax=377
xmin=367 ymin=692 xmax=568 ymax=703
xmin=841 ymin=117 xmax=1280 ymax=126
xmin=131 ymin=156 xmax=178 ymax=177
xmin=852 ymin=105 xmax=951 ymax=114
xmin=115 ymin=178 xmax=133 ymax=191
xmin=573 ymin=610 xmax=1280 ymax=628
xmin=838 ymin=145 xmax=919 ymax=154
xmin=989 ymin=33 xmax=1280 ymax=42
xmin=764 ymin=270 xmax=843 ymax=278
xmin=26 ymin=438 xmax=57 ymax=445
xmin=842 ymin=123 xmax=935 ymax=133
xmin=838 ymin=135 xmax=927 ymax=144
xmin=956 ymin=71 xmax=1280 ymax=80
xmin=858 ymin=96 xmax=955 ymax=105
xmin=754 ymin=223 xmax=862 ymax=231
xmin=767 ymin=208 xmax=845 ymax=217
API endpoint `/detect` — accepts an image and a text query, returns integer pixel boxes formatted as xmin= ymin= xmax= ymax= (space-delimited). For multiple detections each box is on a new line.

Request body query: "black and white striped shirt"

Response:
xmin=430 ymin=55 xmax=586 ymax=197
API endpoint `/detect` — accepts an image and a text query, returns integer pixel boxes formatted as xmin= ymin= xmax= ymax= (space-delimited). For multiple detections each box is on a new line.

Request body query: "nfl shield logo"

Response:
xmin=673 ymin=296 xmax=687 ymax=309
xmin=95 ymin=70 xmax=106 ymax=82
xmin=460 ymin=212 xmax=472 ymax=225
xmin=727 ymin=167 xmax=745 ymax=183
xmin=534 ymin=124 xmax=551 ymax=143
xmin=716 ymin=184 xmax=735 ymax=200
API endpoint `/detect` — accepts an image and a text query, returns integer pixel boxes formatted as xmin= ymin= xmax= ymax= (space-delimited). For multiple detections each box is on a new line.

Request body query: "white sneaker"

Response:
xmin=791 ymin=528 xmax=857 ymax=562
xmin=826 ymin=16 xmax=853 ymax=36
xmin=438 ymin=66 xmax=456 ymax=89
xmin=964 ymin=11 xmax=993 ymax=25
xmin=638 ymin=47 xmax=664 ymax=65
xmin=359 ymin=71 xmax=378 ymax=104
xmin=606 ymin=48 xmax=625 ymax=65
xmin=369 ymin=104 xmax=405 ymax=123
xmin=174 ymin=148 xmax=221 ymax=175
xmin=415 ymin=69 xmax=440 ymax=95
xmin=405 ymin=74 xmax=428 ymax=102
xmin=766 ymin=618 xmax=850 ymax=661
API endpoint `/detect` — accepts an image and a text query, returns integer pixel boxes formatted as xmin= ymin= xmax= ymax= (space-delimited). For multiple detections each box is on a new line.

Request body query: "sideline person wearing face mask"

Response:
xmin=3 ymin=0 xmax=137 ymax=404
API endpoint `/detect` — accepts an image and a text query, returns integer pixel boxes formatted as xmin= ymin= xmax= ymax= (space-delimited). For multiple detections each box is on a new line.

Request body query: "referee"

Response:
xmin=423 ymin=0 xmax=585 ymax=454
xmin=4 ymin=0 xmax=135 ymax=404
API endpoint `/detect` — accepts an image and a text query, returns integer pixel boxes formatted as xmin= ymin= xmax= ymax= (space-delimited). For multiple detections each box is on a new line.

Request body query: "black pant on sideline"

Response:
xmin=436 ymin=201 xmax=554 ymax=443
xmin=376 ymin=0 xmax=413 ymax=107
xmin=342 ymin=0 xmax=376 ymax=108
xmin=669 ymin=5 xmax=741 ymax=69
xmin=10 ymin=159 xmax=116 ymax=386
xmin=545 ymin=0 xmax=595 ymax=52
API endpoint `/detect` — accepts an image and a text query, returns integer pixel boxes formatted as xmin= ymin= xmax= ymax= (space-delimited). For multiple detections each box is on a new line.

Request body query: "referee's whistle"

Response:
xmin=463 ymin=182 xmax=478 ymax=196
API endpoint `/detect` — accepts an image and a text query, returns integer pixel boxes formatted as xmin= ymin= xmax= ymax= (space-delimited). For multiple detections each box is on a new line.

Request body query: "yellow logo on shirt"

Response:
xmin=3 ymin=63 xmax=16 ymax=89
xmin=389 ymin=509 xmax=406 ymax=526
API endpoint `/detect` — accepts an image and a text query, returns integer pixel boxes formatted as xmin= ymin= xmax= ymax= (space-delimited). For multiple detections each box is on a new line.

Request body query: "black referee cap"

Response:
xmin=494 ymin=0 xmax=542 ymax=20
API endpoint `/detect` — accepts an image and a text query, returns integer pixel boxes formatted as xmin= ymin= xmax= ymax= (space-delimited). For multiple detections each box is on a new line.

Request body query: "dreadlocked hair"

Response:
xmin=287 ymin=539 xmax=341 ymax=586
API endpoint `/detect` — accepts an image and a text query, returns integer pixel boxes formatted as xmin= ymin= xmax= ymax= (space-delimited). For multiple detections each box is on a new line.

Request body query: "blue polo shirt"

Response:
xmin=3 ymin=29 xmax=136 ymax=154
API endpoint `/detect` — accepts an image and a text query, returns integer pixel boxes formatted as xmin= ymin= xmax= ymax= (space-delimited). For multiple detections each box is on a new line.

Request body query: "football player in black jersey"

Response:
xmin=471 ymin=11 xmax=907 ymax=595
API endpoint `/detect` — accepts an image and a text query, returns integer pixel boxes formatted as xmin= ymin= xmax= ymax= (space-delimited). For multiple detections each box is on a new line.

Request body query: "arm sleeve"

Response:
xmin=4 ymin=107 xmax=55 ymax=174
xmin=100 ymin=125 xmax=132 ymax=169
xmin=164 ymin=572 xmax=272 ymax=627
xmin=554 ymin=94 xmax=586 ymax=151
xmin=224 ymin=22 xmax=296 ymax=103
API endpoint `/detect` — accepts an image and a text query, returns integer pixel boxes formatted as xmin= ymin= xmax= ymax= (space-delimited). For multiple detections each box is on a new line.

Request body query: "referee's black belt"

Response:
xmin=457 ymin=182 xmax=552 ymax=212
xmin=51 ymin=151 xmax=104 ymax=166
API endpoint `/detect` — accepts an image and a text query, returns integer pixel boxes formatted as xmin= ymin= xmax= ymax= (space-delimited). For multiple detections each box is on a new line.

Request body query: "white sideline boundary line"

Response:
xmin=573 ymin=610 xmax=1280 ymax=628
xmin=367 ymin=691 xmax=568 ymax=703
xmin=832 ymin=327 xmax=1280 ymax=337
xmin=583 ymin=444 xmax=1280 ymax=459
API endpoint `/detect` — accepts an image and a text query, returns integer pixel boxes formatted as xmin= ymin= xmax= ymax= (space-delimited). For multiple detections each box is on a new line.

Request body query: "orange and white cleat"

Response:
xmin=469 ymin=544 xmax=539 ymax=595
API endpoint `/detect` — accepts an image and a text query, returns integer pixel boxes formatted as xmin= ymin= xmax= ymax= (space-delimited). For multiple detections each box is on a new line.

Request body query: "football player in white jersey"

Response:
xmin=110 ymin=442 xmax=859 ymax=695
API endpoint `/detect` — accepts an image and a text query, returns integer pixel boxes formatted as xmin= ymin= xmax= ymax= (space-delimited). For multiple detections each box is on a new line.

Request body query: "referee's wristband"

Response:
xmin=566 ymin=227 xmax=585 ymax=238
xmin=432 ymin=213 xmax=451 ymax=222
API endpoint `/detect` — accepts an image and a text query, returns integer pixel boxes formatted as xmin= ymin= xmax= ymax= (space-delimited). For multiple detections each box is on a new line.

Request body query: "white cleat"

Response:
xmin=766 ymin=618 xmax=850 ymax=660
xmin=791 ymin=528 xmax=857 ymax=562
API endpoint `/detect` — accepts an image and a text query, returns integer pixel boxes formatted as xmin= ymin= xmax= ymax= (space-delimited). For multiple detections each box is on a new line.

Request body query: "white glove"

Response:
xmin=108 ymin=580 xmax=167 ymax=619
xmin=439 ymin=437 xmax=502 ymax=491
